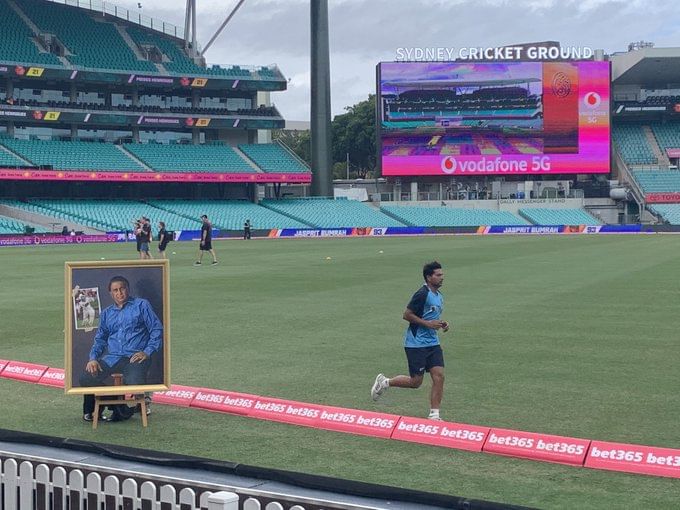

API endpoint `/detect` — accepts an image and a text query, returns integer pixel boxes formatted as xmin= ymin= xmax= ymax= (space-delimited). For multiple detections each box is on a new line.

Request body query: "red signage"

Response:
xmin=585 ymin=441 xmax=680 ymax=478
xmin=0 ymin=359 xmax=8 ymax=374
xmin=190 ymin=389 xmax=258 ymax=415
xmin=37 ymin=367 xmax=65 ymax=387
xmin=483 ymin=428 xmax=590 ymax=465
xmin=646 ymin=192 xmax=680 ymax=203
xmin=248 ymin=397 xmax=323 ymax=427
xmin=152 ymin=384 xmax=200 ymax=407
xmin=0 ymin=168 xmax=311 ymax=184
xmin=0 ymin=361 xmax=48 ymax=382
xmin=317 ymin=406 xmax=400 ymax=438
xmin=392 ymin=417 xmax=489 ymax=451
xmin=665 ymin=148 xmax=680 ymax=158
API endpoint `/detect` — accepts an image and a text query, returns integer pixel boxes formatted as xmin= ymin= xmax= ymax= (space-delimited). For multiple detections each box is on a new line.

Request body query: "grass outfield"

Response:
xmin=0 ymin=235 xmax=679 ymax=508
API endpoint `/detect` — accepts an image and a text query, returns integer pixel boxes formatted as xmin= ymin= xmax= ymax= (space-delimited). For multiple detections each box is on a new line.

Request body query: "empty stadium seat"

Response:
xmin=262 ymin=198 xmax=405 ymax=228
xmin=632 ymin=170 xmax=680 ymax=193
xmin=20 ymin=0 xmax=157 ymax=73
xmin=123 ymin=143 xmax=255 ymax=173
xmin=612 ymin=124 xmax=657 ymax=165
xmin=0 ymin=0 xmax=62 ymax=67
xmin=0 ymin=139 xmax=146 ymax=171
xmin=648 ymin=204 xmax=680 ymax=224
xmin=519 ymin=208 xmax=602 ymax=225
xmin=381 ymin=205 xmax=527 ymax=227
xmin=238 ymin=143 xmax=311 ymax=173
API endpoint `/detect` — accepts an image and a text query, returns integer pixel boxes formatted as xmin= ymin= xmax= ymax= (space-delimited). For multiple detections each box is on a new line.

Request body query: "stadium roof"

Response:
xmin=383 ymin=78 xmax=541 ymax=89
xmin=611 ymin=47 xmax=680 ymax=86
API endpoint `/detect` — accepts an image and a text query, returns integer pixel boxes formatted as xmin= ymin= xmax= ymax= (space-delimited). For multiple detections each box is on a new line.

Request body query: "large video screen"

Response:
xmin=378 ymin=61 xmax=610 ymax=176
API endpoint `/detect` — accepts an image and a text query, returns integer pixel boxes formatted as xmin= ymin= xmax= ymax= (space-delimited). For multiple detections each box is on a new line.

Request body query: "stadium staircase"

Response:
xmin=117 ymin=145 xmax=153 ymax=172
xmin=0 ymin=201 xmax=95 ymax=233
xmin=115 ymin=24 xmax=166 ymax=72
xmin=0 ymin=144 xmax=31 ymax=167
xmin=258 ymin=200 xmax=316 ymax=228
xmin=643 ymin=126 xmax=670 ymax=166
xmin=231 ymin=146 xmax=263 ymax=173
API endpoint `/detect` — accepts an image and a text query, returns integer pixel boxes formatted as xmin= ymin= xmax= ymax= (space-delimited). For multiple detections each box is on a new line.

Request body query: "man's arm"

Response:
xmin=403 ymin=308 xmax=444 ymax=330
xmin=89 ymin=311 xmax=110 ymax=360
xmin=140 ymin=299 xmax=163 ymax=356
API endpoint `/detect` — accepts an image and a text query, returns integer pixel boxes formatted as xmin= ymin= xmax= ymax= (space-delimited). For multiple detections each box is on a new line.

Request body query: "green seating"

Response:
xmin=262 ymin=198 xmax=405 ymax=228
xmin=238 ymin=143 xmax=310 ymax=173
xmin=0 ymin=213 xmax=45 ymax=234
xmin=649 ymin=204 xmax=680 ymax=224
xmin=612 ymin=124 xmax=657 ymax=165
xmin=123 ymin=143 xmax=255 ymax=173
xmin=381 ymin=205 xmax=527 ymax=227
xmin=21 ymin=0 xmax=156 ymax=73
xmin=632 ymin=170 xmax=680 ymax=193
xmin=0 ymin=139 xmax=146 ymax=171
xmin=0 ymin=149 xmax=26 ymax=167
xmin=519 ymin=208 xmax=602 ymax=225
xmin=149 ymin=200 xmax=307 ymax=229
xmin=0 ymin=0 xmax=62 ymax=66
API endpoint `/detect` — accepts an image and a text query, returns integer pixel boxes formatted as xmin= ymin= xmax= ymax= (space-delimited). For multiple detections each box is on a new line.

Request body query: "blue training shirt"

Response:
xmin=403 ymin=284 xmax=443 ymax=348
xmin=90 ymin=296 xmax=163 ymax=367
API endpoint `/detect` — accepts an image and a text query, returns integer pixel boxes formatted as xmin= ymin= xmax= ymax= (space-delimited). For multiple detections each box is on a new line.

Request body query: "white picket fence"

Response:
xmin=0 ymin=456 xmax=327 ymax=510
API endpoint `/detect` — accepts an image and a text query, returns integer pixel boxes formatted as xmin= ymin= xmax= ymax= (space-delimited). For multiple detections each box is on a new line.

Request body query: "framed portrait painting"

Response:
xmin=64 ymin=260 xmax=170 ymax=396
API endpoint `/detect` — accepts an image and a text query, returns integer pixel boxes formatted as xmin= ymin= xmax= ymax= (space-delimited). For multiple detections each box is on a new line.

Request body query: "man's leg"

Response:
xmin=79 ymin=361 xmax=115 ymax=417
xmin=428 ymin=366 xmax=445 ymax=418
xmin=210 ymin=248 xmax=217 ymax=263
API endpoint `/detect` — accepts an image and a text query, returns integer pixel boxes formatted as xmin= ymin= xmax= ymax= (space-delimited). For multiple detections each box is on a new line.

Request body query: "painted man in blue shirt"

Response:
xmin=80 ymin=275 xmax=163 ymax=421
xmin=371 ymin=261 xmax=449 ymax=421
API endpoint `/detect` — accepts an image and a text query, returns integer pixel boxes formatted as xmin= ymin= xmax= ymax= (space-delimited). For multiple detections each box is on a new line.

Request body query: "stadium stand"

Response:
xmin=2 ymin=199 xmax=196 ymax=231
xmin=0 ymin=139 xmax=146 ymax=171
xmin=518 ymin=208 xmax=602 ymax=225
xmin=0 ymin=213 xmax=43 ymax=234
xmin=0 ymin=0 xmax=62 ymax=66
xmin=381 ymin=205 xmax=527 ymax=227
xmin=648 ymin=204 xmax=680 ymax=224
xmin=125 ymin=25 xmax=254 ymax=78
xmin=20 ymin=0 xmax=157 ymax=73
xmin=631 ymin=170 xmax=680 ymax=192
xmin=262 ymin=198 xmax=405 ymax=228
xmin=650 ymin=122 xmax=680 ymax=152
xmin=149 ymin=200 xmax=309 ymax=229
xmin=0 ymin=146 xmax=28 ymax=167
xmin=123 ymin=142 xmax=255 ymax=173
xmin=238 ymin=143 xmax=311 ymax=173
xmin=612 ymin=124 xmax=658 ymax=165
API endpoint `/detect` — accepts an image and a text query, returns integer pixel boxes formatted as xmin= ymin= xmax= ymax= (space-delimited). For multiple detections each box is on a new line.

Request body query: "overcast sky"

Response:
xmin=109 ymin=0 xmax=677 ymax=120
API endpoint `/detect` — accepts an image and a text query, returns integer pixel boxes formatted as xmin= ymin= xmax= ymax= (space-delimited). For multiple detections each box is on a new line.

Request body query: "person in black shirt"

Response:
xmin=140 ymin=217 xmax=152 ymax=259
xmin=157 ymin=221 xmax=170 ymax=258
xmin=243 ymin=219 xmax=251 ymax=240
xmin=194 ymin=214 xmax=217 ymax=265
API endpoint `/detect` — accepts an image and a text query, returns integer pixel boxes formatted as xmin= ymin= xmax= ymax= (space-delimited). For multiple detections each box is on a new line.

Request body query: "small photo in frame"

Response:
xmin=72 ymin=286 xmax=102 ymax=331
xmin=64 ymin=260 xmax=170 ymax=396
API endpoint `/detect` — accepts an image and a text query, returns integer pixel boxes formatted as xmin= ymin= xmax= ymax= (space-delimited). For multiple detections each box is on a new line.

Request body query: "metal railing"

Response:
xmin=45 ymin=0 xmax=181 ymax=38
xmin=0 ymin=454 xmax=370 ymax=510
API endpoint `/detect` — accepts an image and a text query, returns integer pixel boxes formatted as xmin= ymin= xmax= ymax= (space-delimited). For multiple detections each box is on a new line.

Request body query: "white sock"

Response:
xmin=428 ymin=409 xmax=440 ymax=418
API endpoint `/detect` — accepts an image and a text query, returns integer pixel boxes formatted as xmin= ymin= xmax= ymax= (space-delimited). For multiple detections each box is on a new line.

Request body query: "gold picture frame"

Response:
xmin=64 ymin=260 xmax=170 ymax=396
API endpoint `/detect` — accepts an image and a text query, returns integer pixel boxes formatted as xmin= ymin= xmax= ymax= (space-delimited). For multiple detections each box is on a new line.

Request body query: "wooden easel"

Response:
xmin=92 ymin=373 xmax=148 ymax=429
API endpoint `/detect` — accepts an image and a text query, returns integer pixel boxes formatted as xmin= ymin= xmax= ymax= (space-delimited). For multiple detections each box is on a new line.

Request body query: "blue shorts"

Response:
xmin=404 ymin=345 xmax=444 ymax=376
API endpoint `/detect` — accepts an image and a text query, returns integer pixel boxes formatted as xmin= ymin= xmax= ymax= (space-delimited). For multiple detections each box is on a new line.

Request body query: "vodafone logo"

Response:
xmin=441 ymin=157 xmax=457 ymax=174
xmin=584 ymin=92 xmax=601 ymax=109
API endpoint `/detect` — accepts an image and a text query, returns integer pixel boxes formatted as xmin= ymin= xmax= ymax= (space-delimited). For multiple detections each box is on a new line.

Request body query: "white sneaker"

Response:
xmin=428 ymin=415 xmax=443 ymax=421
xmin=371 ymin=373 xmax=389 ymax=401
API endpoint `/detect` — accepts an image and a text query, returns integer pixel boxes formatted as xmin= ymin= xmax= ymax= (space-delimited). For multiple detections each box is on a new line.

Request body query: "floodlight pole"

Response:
xmin=310 ymin=0 xmax=333 ymax=197
xmin=184 ymin=0 xmax=198 ymax=57
xmin=201 ymin=0 xmax=248 ymax=57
